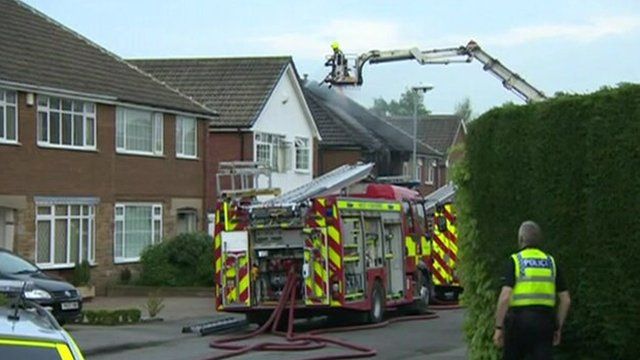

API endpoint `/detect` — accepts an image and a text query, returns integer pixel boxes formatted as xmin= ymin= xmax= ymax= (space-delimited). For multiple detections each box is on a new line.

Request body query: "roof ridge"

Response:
xmin=130 ymin=55 xmax=292 ymax=62
xmin=14 ymin=0 xmax=215 ymax=115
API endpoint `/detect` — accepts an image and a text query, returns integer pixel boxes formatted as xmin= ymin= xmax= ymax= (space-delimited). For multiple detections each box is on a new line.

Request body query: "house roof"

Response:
xmin=0 ymin=0 xmax=214 ymax=116
xmin=386 ymin=115 xmax=464 ymax=154
xmin=130 ymin=56 xmax=292 ymax=128
xmin=304 ymin=83 xmax=442 ymax=156
xmin=302 ymin=86 xmax=382 ymax=150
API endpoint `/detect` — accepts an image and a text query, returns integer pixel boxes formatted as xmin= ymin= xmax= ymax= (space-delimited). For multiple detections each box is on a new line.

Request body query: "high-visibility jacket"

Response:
xmin=509 ymin=248 xmax=556 ymax=307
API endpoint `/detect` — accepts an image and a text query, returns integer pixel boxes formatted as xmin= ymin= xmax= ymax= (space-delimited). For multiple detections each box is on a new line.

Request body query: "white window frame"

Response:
xmin=35 ymin=204 xmax=96 ymax=269
xmin=426 ymin=158 xmax=436 ymax=185
xmin=36 ymin=95 xmax=96 ymax=150
xmin=114 ymin=203 xmax=163 ymax=264
xmin=116 ymin=107 xmax=164 ymax=156
xmin=0 ymin=88 xmax=18 ymax=144
xmin=294 ymin=137 xmax=310 ymax=172
xmin=254 ymin=132 xmax=285 ymax=171
xmin=176 ymin=116 xmax=198 ymax=159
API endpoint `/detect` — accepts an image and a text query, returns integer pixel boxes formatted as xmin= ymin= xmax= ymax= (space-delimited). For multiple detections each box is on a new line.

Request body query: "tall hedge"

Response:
xmin=455 ymin=83 xmax=640 ymax=359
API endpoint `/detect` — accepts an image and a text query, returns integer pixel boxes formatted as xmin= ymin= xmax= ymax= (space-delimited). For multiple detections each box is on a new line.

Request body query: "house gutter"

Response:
xmin=0 ymin=79 xmax=218 ymax=119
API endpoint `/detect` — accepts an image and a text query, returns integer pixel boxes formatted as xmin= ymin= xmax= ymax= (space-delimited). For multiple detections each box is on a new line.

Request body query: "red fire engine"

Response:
xmin=213 ymin=163 xmax=460 ymax=324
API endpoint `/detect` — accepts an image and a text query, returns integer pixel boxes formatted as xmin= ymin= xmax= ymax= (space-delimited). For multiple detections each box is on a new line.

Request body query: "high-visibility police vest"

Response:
xmin=510 ymin=248 xmax=556 ymax=307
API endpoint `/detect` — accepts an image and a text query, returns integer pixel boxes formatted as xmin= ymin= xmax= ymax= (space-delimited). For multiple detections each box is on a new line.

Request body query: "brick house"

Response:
xmin=131 ymin=57 xmax=320 ymax=210
xmin=386 ymin=115 xmax=467 ymax=193
xmin=0 ymin=0 xmax=217 ymax=292
xmin=303 ymin=82 xmax=444 ymax=194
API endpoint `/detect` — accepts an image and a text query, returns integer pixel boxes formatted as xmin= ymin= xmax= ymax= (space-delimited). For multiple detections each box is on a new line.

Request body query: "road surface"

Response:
xmin=91 ymin=308 xmax=466 ymax=360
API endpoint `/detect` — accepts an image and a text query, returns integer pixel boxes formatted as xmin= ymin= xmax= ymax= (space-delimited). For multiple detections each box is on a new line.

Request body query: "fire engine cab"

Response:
xmin=213 ymin=163 xmax=460 ymax=324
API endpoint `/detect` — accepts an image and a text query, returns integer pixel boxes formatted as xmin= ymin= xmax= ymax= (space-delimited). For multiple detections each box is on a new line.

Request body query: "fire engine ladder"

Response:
xmin=216 ymin=161 xmax=281 ymax=199
xmin=259 ymin=162 xmax=375 ymax=207
xmin=423 ymin=182 xmax=456 ymax=212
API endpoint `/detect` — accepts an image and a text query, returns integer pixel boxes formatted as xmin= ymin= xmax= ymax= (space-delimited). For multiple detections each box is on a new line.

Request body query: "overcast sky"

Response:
xmin=24 ymin=0 xmax=640 ymax=116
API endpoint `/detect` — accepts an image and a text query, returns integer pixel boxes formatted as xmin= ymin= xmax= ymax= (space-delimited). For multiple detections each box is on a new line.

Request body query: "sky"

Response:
xmin=23 ymin=0 xmax=640 ymax=116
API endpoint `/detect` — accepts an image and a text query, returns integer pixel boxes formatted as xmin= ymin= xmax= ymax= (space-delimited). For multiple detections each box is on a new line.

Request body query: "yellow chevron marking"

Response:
xmin=314 ymin=211 xmax=326 ymax=227
xmin=328 ymin=226 xmax=340 ymax=244
xmin=329 ymin=247 xmax=341 ymax=270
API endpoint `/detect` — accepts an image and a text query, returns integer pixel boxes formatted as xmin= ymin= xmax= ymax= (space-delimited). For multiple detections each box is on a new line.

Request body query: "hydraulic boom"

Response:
xmin=324 ymin=40 xmax=546 ymax=103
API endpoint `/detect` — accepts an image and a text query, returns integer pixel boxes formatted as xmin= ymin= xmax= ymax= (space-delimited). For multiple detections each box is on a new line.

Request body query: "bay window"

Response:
xmin=35 ymin=203 xmax=96 ymax=268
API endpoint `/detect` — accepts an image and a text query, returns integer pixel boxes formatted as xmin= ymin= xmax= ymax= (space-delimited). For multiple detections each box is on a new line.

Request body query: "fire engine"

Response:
xmin=212 ymin=163 xmax=460 ymax=324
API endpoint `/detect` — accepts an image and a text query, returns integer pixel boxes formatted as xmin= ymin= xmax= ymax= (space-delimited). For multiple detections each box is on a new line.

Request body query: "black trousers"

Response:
xmin=504 ymin=308 xmax=555 ymax=360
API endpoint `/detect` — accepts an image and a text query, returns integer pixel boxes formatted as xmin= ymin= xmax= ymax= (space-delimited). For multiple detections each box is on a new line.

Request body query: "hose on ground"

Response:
xmin=204 ymin=270 xmax=443 ymax=360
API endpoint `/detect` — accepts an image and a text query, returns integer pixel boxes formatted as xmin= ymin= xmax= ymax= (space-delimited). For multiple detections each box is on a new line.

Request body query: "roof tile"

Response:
xmin=131 ymin=57 xmax=291 ymax=127
xmin=0 ymin=0 xmax=213 ymax=115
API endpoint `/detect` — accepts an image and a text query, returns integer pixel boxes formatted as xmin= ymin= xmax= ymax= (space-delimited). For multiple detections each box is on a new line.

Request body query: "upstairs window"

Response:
xmin=0 ymin=89 xmax=18 ymax=143
xmin=426 ymin=159 xmax=436 ymax=185
xmin=37 ymin=96 xmax=96 ymax=149
xmin=294 ymin=137 xmax=310 ymax=171
xmin=116 ymin=107 xmax=163 ymax=155
xmin=176 ymin=116 xmax=197 ymax=158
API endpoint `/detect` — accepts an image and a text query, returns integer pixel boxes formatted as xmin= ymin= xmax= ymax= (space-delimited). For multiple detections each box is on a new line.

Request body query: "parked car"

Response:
xmin=0 ymin=285 xmax=85 ymax=359
xmin=0 ymin=249 xmax=82 ymax=324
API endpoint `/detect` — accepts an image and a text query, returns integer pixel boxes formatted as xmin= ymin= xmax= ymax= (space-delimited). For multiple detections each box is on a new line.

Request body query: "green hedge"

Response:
xmin=138 ymin=232 xmax=214 ymax=287
xmin=455 ymin=83 xmax=640 ymax=359
xmin=82 ymin=309 xmax=141 ymax=325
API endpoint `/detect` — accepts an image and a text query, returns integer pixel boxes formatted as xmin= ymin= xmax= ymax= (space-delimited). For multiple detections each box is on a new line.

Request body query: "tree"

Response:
xmin=370 ymin=88 xmax=430 ymax=117
xmin=454 ymin=97 xmax=474 ymax=123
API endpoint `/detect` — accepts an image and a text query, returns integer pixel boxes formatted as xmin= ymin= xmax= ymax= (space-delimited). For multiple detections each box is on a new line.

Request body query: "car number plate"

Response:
xmin=61 ymin=301 xmax=79 ymax=310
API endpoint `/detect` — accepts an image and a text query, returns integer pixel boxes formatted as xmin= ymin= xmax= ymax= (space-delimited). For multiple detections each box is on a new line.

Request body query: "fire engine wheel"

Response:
xmin=406 ymin=269 xmax=432 ymax=315
xmin=367 ymin=281 xmax=385 ymax=324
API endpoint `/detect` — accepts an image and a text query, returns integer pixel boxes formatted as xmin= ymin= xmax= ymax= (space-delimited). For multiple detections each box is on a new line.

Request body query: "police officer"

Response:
xmin=493 ymin=221 xmax=571 ymax=359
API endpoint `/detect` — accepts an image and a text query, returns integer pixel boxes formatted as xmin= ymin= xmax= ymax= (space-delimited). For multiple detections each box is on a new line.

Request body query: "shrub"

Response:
xmin=456 ymin=83 xmax=640 ymax=359
xmin=0 ymin=293 xmax=9 ymax=306
xmin=72 ymin=260 xmax=91 ymax=287
xmin=128 ymin=309 xmax=142 ymax=323
xmin=138 ymin=232 xmax=214 ymax=287
xmin=145 ymin=290 xmax=165 ymax=318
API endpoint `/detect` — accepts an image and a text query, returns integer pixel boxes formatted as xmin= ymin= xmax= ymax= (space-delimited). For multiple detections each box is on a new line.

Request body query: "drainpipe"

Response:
xmin=239 ymin=128 xmax=245 ymax=160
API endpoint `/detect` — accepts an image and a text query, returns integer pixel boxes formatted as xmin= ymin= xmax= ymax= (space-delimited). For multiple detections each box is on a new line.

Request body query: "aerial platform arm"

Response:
xmin=324 ymin=40 xmax=546 ymax=103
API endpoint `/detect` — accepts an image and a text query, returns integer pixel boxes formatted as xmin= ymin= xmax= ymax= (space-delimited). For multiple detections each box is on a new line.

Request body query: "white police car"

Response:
xmin=0 ymin=280 xmax=85 ymax=359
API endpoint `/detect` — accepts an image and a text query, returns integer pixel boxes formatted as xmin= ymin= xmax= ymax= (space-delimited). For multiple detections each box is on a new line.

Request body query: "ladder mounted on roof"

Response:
xmin=216 ymin=161 xmax=281 ymax=199
xmin=258 ymin=162 xmax=375 ymax=207
xmin=423 ymin=182 xmax=456 ymax=212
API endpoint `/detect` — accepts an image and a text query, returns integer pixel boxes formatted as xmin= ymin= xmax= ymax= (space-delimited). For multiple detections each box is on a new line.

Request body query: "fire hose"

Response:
xmin=204 ymin=270 xmax=460 ymax=360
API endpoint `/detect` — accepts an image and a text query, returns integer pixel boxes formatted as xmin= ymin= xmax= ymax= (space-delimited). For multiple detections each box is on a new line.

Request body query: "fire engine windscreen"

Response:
xmin=251 ymin=228 xmax=304 ymax=303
